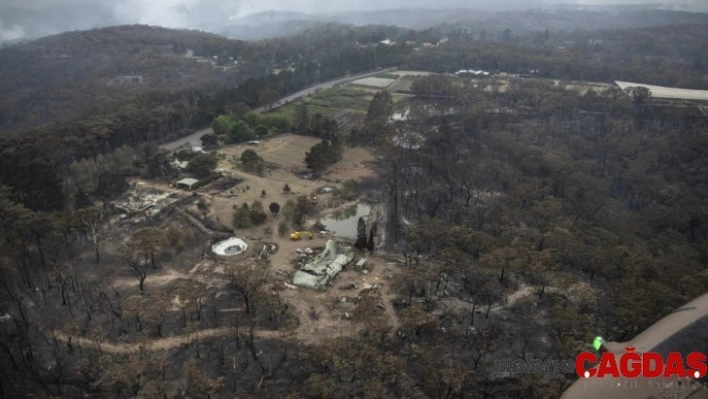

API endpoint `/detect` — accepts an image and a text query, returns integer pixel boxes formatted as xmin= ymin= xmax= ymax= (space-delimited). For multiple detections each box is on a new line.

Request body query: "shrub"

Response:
xmin=269 ymin=202 xmax=280 ymax=215
xmin=233 ymin=206 xmax=251 ymax=228
xmin=249 ymin=209 xmax=268 ymax=225
xmin=278 ymin=221 xmax=289 ymax=237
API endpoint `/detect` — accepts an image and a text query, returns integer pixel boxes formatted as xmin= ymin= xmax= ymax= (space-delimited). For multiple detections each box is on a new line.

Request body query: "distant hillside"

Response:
xmin=219 ymin=7 xmax=708 ymax=40
xmin=0 ymin=25 xmax=255 ymax=132
xmin=217 ymin=18 xmax=335 ymax=41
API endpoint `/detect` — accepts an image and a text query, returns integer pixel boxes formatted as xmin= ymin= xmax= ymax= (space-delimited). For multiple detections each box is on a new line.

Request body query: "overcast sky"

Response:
xmin=1 ymin=0 xmax=706 ymax=42
xmin=5 ymin=0 xmax=705 ymax=24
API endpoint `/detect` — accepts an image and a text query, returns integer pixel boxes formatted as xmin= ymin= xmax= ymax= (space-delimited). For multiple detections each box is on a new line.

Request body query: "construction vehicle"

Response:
xmin=290 ymin=231 xmax=314 ymax=241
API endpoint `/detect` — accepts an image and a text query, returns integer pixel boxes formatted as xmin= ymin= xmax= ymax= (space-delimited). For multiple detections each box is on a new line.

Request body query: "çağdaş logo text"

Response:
xmin=575 ymin=337 xmax=707 ymax=380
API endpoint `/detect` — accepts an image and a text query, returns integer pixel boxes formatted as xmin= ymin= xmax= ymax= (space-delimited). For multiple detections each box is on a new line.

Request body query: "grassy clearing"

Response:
xmin=308 ymin=87 xmax=372 ymax=111
xmin=390 ymin=79 xmax=413 ymax=93
xmin=391 ymin=94 xmax=410 ymax=103
xmin=375 ymin=73 xmax=400 ymax=79
xmin=268 ymin=105 xmax=296 ymax=120
xmin=219 ymin=134 xmax=323 ymax=171
xmin=267 ymin=87 xmax=372 ymax=120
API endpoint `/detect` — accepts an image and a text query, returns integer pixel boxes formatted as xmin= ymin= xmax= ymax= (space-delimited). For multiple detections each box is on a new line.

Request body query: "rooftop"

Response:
xmin=292 ymin=240 xmax=353 ymax=290
xmin=615 ymin=81 xmax=708 ymax=102
xmin=176 ymin=178 xmax=199 ymax=187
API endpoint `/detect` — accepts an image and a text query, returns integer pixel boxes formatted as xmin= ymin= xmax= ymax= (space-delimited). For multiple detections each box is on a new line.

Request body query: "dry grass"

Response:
xmin=217 ymin=134 xmax=378 ymax=182
xmin=323 ymin=147 xmax=378 ymax=182
xmin=350 ymin=76 xmax=396 ymax=89
xmin=219 ymin=134 xmax=322 ymax=172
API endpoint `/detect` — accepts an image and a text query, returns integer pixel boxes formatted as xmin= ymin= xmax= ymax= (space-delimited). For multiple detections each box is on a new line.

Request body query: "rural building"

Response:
xmin=173 ymin=160 xmax=189 ymax=169
xmin=176 ymin=178 xmax=199 ymax=190
xmin=615 ymin=80 xmax=708 ymax=104
xmin=455 ymin=69 xmax=490 ymax=76
xmin=111 ymin=188 xmax=179 ymax=218
xmin=293 ymin=240 xmax=354 ymax=290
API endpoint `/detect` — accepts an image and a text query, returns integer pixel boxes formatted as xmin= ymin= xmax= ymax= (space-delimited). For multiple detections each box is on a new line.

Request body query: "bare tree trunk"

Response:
xmin=247 ymin=323 xmax=258 ymax=362
xmin=0 ymin=341 xmax=19 ymax=370
xmin=93 ymin=233 xmax=100 ymax=264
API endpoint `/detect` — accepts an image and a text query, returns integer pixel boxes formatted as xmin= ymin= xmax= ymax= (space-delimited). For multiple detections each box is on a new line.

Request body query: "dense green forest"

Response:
xmin=1 ymin=9 xmax=708 ymax=398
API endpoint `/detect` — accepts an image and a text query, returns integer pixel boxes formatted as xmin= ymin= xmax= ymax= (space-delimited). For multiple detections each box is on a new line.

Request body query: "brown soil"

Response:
xmin=54 ymin=252 xmax=401 ymax=353
xmin=218 ymin=134 xmax=322 ymax=172
xmin=52 ymin=134 xmax=391 ymax=353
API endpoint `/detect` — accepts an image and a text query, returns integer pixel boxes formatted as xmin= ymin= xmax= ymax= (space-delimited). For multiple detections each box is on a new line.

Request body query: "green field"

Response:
xmin=375 ymin=73 xmax=401 ymax=79
xmin=390 ymin=79 xmax=414 ymax=93
xmin=269 ymin=87 xmax=373 ymax=120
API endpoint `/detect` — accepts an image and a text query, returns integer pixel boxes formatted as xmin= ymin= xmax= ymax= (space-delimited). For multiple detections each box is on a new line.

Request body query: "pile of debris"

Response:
xmin=291 ymin=247 xmax=316 ymax=269
xmin=292 ymin=240 xmax=354 ymax=290
xmin=112 ymin=187 xmax=178 ymax=217
xmin=257 ymin=243 xmax=279 ymax=260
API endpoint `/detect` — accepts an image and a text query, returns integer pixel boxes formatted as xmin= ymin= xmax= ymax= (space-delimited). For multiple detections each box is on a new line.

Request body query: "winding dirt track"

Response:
xmin=54 ymin=327 xmax=286 ymax=355
xmin=53 ymin=274 xmax=558 ymax=355
xmin=55 ymin=283 xmax=553 ymax=355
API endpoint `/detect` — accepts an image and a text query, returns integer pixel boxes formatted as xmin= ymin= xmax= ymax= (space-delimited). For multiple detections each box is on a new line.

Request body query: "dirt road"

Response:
xmin=53 ymin=252 xmax=401 ymax=354
xmin=52 ymin=327 xmax=286 ymax=355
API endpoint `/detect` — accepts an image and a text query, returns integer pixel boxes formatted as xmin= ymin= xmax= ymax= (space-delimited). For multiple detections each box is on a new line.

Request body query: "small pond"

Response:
xmin=320 ymin=204 xmax=372 ymax=239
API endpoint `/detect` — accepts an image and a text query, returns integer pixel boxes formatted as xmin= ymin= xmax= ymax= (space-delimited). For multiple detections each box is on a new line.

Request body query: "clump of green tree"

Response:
xmin=304 ymin=137 xmax=344 ymax=176
xmin=232 ymin=200 xmax=269 ymax=228
xmin=248 ymin=201 xmax=268 ymax=225
xmin=233 ymin=203 xmax=251 ymax=228
xmin=294 ymin=102 xmax=339 ymax=139
xmin=186 ymin=153 xmax=219 ymax=178
xmin=411 ymin=74 xmax=458 ymax=97
xmin=240 ymin=149 xmax=265 ymax=174
xmin=623 ymin=86 xmax=652 ymax=106
xmin=257 ymin=89 xmax=281 ymax=110
xmin=367 ymin=222 xmax=377 ymax=252
xmin=352 ymin=90 xmax=396 ymax=145
xmin=200 ymin=133 xmax=219 ymax=150
xmin=281 ymin=195 xmax=316 ymax=229
xmin=211 ymin=112 xmax=290 ymax=144
xmin=354 ymin=217 xmax=368 ymax=250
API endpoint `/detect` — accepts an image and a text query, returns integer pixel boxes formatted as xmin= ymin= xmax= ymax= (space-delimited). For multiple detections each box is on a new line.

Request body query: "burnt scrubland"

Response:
xmin=1 ymin=8 xmax=708 ymax=398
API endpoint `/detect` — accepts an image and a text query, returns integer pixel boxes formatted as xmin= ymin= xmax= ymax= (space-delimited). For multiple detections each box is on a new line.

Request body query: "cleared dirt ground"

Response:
xmin=217 ymin=134 xmax=378 ymax=181
xmin=96 ymin=132 xmax=392 ymax=350
xmin=219 ymin=134 xmax=322 ymax=172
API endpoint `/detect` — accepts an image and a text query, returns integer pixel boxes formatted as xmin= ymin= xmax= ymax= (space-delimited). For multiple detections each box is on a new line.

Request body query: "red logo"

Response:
xmin=575 ymin=348 xmax=707 ymax=379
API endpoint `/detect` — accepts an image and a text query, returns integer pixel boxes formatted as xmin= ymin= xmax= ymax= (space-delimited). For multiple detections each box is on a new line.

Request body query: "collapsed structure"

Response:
xmin=112 ymin=187 xmax=179 ymax=217
xmin=292 ymin=240 xmax=354 ymax=290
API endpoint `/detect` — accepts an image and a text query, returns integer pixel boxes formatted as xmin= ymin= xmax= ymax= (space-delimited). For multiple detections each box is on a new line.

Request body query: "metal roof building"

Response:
xmin=292 ymin=240 xmax=354 ymax=290
xmin=615 ymin=81 xmax=708 ymax=103
xmin=176 ymin=178 xmax=199 ymax=190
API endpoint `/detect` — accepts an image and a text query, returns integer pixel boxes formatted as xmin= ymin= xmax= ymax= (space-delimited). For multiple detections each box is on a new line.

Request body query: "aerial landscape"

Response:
xmin=1 ymin=0 xmax=707 ymax=398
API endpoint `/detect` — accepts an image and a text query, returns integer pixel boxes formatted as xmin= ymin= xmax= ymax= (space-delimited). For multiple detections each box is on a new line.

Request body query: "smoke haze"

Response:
xmin=1 ymin=0 xmax=706 ymax=42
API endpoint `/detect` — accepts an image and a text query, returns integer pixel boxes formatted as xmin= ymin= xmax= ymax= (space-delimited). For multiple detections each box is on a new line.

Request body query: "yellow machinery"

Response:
xmin=290 ymin=231 xmax=314 ymax=241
